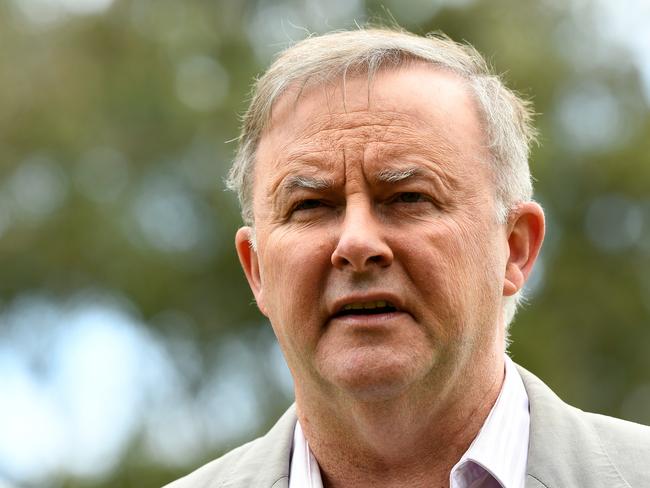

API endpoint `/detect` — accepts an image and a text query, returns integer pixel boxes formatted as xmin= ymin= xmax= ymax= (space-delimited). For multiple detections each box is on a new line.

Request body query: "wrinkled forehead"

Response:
xmin=256 ymin=64 xmax=488 ymax=172
xmin=265 ymin=63 xmax=478 ymax=141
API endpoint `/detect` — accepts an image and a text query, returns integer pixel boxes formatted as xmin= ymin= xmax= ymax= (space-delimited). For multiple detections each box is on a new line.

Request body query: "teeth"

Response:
xmin=343 ymin=300 xmax=391 ymax=311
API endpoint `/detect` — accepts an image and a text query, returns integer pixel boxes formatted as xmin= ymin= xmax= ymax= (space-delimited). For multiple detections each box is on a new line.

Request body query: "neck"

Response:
xmin=295 ymin=354 xmax=505 ymax=488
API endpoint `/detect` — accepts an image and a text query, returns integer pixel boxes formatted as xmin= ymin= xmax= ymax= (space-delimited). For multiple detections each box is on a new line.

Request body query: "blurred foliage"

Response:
xmin=1 ymin=0 xmax=649 ymax=487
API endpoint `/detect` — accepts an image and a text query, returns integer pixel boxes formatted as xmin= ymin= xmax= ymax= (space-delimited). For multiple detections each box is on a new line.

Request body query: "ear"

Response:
xmin=235 ymin=226 xmax=268 ymax=316
xmin=503 ymin=202 xmax=545 ymax=296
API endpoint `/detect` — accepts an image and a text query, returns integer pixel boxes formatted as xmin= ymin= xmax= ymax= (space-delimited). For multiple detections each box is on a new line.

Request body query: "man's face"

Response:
xmin=238 ymin=64 xmax=517 ymax=402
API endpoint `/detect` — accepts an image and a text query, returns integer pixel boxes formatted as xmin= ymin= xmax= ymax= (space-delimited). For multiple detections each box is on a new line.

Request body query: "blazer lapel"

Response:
xmin=222 ymin=405 xmax=296 ymax=488
xmin=517 ymin=365 xmax=630 ymax=488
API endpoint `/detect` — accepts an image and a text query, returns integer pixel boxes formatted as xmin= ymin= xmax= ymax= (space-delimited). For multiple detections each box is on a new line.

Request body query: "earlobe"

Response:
xmin=235 ymin=227 xmax=268 ymax=316
xmin=503 ymin=202 xmax=545 ymax=296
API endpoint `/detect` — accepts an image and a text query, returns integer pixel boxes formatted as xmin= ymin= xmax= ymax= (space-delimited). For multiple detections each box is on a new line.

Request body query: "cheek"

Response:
xmin=403 ymin=218 xmax=502 ymax=324
xmin=259 ymin=228 xmax=333 ymax=321
xmin=409 ymin=218 xmax=478 ymax=281
xmin=450 ymin=219 xmax=507 ymax=322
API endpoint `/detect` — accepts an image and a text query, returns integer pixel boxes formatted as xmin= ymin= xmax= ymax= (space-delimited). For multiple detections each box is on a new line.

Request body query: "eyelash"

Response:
xmin=391 ymin=192 xmax=428 ymax=204
xmin=292 ymin=199 xmax=324 ymax=211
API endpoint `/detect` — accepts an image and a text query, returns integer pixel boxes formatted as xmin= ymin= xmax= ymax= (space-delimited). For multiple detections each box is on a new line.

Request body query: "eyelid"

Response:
xmin=386 ymin=190 xmax=444 ymax=211
xmin=293 ymin=198 xmax=324 ymax=211
xmin=389 ymin=190 xmax=430 ymax=202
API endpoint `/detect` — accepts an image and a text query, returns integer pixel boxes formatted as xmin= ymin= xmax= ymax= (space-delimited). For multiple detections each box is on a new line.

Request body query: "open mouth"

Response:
xmin=333 ymin=300 xmax=399 ymax=318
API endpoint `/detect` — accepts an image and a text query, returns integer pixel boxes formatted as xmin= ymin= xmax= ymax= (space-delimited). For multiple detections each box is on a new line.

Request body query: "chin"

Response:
xmin=319 ymin=346 xmax=429 ymax=402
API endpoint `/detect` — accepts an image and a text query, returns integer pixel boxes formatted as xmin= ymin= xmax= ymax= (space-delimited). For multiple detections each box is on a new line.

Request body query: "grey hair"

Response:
xmin=226 ymin=27 xmax=538 ymax=329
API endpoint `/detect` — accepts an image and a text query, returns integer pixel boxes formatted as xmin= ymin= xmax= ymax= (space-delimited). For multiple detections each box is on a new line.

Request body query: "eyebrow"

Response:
xmin=375 ymin=166 xmax=424 ymax=183
xmin=279 ymin=175 xmax=333 ymax=192
xmin=275 ymin=165 xmax=432 ymax=200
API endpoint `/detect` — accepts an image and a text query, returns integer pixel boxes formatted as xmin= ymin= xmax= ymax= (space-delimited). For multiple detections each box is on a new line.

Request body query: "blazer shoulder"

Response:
xmin=583 ymin=411 xmax=650 ymax=486
xmin=163 ymin=405 xmax=297 ymax=488
xmin=162 ymin=437 xmax=264 ymax=488
xmin=517 ymin=363 xmax=650 ymax=487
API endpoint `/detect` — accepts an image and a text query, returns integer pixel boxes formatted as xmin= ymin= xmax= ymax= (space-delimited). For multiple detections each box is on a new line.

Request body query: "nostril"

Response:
xmin=369 ymin=254 xmax=389 ymax=265
xmin=331 ymin=239 xmax=394 ymax=271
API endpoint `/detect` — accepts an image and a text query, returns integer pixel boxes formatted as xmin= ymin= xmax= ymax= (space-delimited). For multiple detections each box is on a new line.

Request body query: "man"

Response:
xmin=166 ymin=28 xmax=650 ymax=488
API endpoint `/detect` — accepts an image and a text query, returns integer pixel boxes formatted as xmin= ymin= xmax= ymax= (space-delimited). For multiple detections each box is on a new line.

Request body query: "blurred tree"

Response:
xmin=0 ymin=0 xmax=648 ymax=486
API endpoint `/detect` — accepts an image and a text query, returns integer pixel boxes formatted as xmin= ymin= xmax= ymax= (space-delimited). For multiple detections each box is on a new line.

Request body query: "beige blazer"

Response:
xmin=164 ymin=365 xmax=650 ymax=488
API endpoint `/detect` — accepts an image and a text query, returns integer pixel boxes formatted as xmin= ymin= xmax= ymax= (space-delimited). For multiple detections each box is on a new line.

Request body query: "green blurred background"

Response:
xmin=1 ymin=0 xmax=649 ymax=486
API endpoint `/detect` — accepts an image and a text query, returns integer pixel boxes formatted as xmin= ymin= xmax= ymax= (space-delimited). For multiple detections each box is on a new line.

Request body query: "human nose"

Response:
xmin=331 ymin=202 xmax=394 ymax=272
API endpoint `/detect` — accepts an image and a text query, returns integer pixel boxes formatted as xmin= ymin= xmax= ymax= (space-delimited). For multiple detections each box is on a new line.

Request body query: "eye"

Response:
xmin=394 ymin=192 xmax=427 ymax=203
xmin=293 ymin=199 xmax=323 ymax=211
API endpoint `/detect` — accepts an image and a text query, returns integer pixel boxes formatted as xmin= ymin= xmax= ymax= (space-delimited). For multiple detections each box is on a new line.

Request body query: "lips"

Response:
xmin=334 ymin=300 xmax=397 ymax=317
xmin=330 ymin=295 xmax=404 ymax=319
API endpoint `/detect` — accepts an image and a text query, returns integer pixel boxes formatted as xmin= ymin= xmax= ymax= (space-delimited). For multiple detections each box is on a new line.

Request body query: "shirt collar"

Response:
xmin=290 ymin=355 xmax=530 ymax=488
xmin=290 ymin=418 xmax=323 ymax=488
xmin=450 ymin=355 xmax=530 ymax=488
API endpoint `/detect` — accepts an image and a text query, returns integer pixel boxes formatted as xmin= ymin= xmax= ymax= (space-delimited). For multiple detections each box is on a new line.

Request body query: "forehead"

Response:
xmin=255 ymin=64 xmax=489 ymax=195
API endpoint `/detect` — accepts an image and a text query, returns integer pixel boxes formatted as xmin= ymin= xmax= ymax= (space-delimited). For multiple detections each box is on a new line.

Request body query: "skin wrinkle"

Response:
xmin=262 ymin=111 xmax=473 ymax=229
xmin=268 ymin=85 xmax=468 ymax=148
xmin=267 ymin=111 xmax=475 ymax=167
xmin=272 ymin=156 xmax=457 ymax=204
xmin=271 ymin=170 xmax=334 ymax=218
xmin=271 ymin=166 xmax=458 ymax=230
xmin=263 ymin=94 xmax=466 ymax=164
